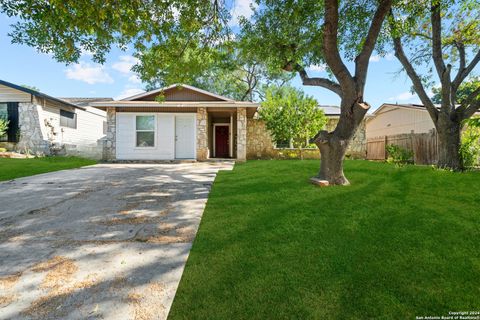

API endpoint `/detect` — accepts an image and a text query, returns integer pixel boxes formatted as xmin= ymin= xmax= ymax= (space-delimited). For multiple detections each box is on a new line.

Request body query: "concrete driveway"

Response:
xmin=0 ymin=162 xmax=233 ymax=320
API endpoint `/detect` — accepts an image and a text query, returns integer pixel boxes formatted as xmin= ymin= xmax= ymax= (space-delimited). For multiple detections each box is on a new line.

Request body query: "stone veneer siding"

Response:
xmin=103 ymin=107 xmax=116 ymax=161
xmin=196 ymin=107 xmax=209 ymax=160
xmin=246 ymin=117 xmax=367 ymax=160
xmin=15 ymin=102 xmax=50 ymax=155
xmin=236 ymin=107 xmax=247 ymax=161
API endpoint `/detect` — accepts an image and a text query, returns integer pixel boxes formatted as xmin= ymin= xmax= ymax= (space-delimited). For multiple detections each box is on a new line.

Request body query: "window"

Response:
xmin=0 ymin=103 xmax=19 ymax=142
xmin=136 ymin=115 xmax=155 ymax=147
xmin=0 ymin=103 xmax=8 ymax=142
xmin=275 ymin=138 xmax=292 ymax=149
xmin=60 ymin=109 xmax=77 ymax=129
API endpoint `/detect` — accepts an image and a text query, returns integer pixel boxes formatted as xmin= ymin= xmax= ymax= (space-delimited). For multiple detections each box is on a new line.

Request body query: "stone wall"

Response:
xmin=15 ymin=103 xmax=50 ymax=155
xmin=246 ymin=117 xmax=367 ymax=160
xmin=103 ymin=107 xmax=116 ymax=161
xmin=196 ymin=107 xmax=209 ymax=160
xmin=236 ymin=107 xmax=247 ymax=161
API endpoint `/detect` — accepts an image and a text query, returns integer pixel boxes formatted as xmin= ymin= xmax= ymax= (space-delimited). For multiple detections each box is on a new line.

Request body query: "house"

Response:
xmin=92 ymin=86 xmax=367 ymax=161
xmin=92 ymin=84 xmax=259 ymax=161
xmin=0 ymin=80 xmax=109 ymax=158
xmin=366 ymin=103 xmax=437 ymax=139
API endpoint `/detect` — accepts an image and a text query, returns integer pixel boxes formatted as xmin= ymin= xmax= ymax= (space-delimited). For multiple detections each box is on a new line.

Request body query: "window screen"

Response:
xmin=60 ymin=109 xmax=77 ymax=129
xmin=136 ymin=115 xmax=155 ymax=147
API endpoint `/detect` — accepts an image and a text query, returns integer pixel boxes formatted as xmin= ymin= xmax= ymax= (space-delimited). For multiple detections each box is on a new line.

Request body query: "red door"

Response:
xmin=215 ymin=126 xmax=229 ymax=158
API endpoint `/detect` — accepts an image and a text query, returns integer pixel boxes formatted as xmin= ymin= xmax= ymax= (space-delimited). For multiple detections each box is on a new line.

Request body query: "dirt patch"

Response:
xmin=141 ymin=226 xmax=196 ymax=244
xmin=127 ymin=282 xmax=166 ymax=320
xmin=0 ymin=272 xmax=22 ymax=289
xmin=0 ymin=294 xmax=17 ymax=307
xmin=32 ymin=256 xmax=78 ymax=291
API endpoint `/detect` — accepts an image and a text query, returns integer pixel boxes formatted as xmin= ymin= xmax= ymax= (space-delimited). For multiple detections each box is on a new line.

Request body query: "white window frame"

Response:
xmin=134 ymin=114 xmax=156 ymax=148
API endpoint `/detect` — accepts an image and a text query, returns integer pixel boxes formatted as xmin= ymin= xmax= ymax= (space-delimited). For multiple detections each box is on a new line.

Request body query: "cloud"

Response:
xmin=112 ymin=55 xmax=140 ymax=74
xmin=65 ymin=62 xmax=113 ymax=84
xmin=128 ymin=74 xmax=142 ymax=84
xmin=390 ymin=91 xmax=416 ymax=101
xmin=115 ymin=88 xmax=145 ymax=100
xmin=308 ymin=64 xmax=327 ymax=72
xmin=229 ymin=0 xmax=256 ymax=26
xmin=370 ymin=53 xmax=395 ymax=62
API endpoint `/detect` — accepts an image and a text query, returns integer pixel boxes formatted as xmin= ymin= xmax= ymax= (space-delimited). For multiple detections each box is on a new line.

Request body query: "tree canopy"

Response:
xmin=259 ymin=85 xmax=326 ymax=149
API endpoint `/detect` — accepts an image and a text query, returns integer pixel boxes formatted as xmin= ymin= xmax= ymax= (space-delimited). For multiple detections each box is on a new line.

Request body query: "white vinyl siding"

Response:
xmin=116 ymin=113 xmax=195 ymax=160
xmin=37 ymin=100 xmax=106 ymax=158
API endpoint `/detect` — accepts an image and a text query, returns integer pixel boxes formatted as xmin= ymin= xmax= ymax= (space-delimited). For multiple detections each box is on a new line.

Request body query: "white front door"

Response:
xmin=175 ymin=115 xmax=195 ymax=159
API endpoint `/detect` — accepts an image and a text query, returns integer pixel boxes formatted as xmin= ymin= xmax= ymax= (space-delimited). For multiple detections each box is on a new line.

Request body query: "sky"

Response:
xmin=0 ymin=1 xmax=451 ymax=112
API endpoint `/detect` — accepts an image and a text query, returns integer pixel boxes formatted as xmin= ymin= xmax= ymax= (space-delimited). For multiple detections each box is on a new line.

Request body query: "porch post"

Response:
xmin=196 ymin=107 xmax=209 ymax=160
xmin=236 ymin=107 xmax=247 ymax=161
xmin=103 ymin=107 xmax=116 ymax=161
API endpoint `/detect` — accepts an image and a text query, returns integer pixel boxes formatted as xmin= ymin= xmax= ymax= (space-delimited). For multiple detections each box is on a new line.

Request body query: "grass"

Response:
xmin=169 ymin=160 xmax=480 ymax=319
xmin=0 ymin=156 xmax=96 ymax=181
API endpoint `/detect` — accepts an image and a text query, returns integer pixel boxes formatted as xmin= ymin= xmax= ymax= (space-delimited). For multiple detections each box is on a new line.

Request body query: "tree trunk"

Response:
xmin=312 ymin=100 xmax=368 ymax=186
xmin=436 ymin=115 xmax=463 ymax=170
xmin=316 ymin=133 xmax=350 ymax=185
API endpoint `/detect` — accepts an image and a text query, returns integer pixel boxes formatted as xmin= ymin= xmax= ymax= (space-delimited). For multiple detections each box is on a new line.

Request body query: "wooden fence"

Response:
xmin=367 ymin=131 xmax=438 ymax=165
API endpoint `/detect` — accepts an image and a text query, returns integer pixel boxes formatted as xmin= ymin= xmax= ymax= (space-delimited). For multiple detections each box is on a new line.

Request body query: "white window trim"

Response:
xmin=134 ymin=114 xmax=157 ymax=149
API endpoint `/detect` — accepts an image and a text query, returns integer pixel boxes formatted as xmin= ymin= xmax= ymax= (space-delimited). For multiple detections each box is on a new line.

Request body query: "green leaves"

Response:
xmin=258 ymin=85 xmax=327 ymax=148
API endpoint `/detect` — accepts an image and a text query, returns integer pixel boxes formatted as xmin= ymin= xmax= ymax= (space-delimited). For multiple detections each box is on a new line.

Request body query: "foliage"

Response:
xmin=0 ymin=157 xmax=96 ymax=181
xmin=460 ymin=121 xmax=480 ymax=168
xmin=169 ymin=160 xmax=480 ymax=319
xmin=431 ymin=77 xmax=480 ymax=105
xmin=20 ymin=84 xmax=40 ymax=92
xmin=465 ymin=116 xmax=480 ymax=128
xmin=259 ymin=86 xmax=326 ymax=150
xmin=385 ymin=144 xmax=413 ymax=166
xmin=0 ymin=117 xmax=9 ymax=137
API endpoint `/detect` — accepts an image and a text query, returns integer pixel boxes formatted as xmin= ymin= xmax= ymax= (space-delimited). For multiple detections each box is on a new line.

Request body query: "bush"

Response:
xmin=385 ymin=144 xmax=413 ymax=167
xmin=460 ymin=125 xmax=480 ymax=168
xmin=0 ymin=117 xmax=8 ymax=137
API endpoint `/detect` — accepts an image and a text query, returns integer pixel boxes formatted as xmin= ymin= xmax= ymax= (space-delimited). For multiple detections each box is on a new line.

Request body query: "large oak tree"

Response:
xmin=241 ymin=0 xmax=393 ymax=184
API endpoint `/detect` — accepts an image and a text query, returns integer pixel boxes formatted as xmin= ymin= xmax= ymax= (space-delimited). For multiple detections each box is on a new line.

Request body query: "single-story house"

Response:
xmin=0 ymin=79 xmax=109 ymax=158
xmin=366 ymin=103 xmax=437 ymax=139
xmin=92 ymin=85 xmax=367 ymax=161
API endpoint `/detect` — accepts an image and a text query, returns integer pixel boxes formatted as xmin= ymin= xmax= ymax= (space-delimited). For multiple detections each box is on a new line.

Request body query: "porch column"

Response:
xmin=236 ymin=107 xmax=247 ymax=161
xmin=103 ymin=107 xmax=116 ymax=161
xmin=196 ymin=107 xmax=209 ymax=160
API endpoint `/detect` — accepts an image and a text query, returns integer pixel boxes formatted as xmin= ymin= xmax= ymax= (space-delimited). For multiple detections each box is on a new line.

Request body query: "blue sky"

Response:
xmin=0 ymin=4 xmax=438 ymax=112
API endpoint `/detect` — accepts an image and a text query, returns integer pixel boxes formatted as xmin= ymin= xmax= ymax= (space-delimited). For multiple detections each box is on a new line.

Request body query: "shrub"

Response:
xmin=460 ymin=125 xmax=480 ymax=169
xmin=385 ymin=144 xmax=413 ymax=167
xmin=0 ymin=117 xmax=8 ymax=137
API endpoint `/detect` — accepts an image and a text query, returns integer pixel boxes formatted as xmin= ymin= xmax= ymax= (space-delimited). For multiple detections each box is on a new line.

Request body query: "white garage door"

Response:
xmin=116 ymin=113 xmax=196 ymax=160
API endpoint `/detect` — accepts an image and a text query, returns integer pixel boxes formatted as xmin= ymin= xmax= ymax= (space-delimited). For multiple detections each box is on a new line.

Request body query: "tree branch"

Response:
xmin=451 ymin=41 xmax=466 ymax=94
xmin=431 ymin=1 xmax=447 ymax=80
xmin=323 ymin=0 xmax=355 ymax=96
xmin=456 ymin=86 xmax=480 ymax=119
xmin=354 ymin=0 xmax=392 ymax=92
xmin=296 ymin=65 xmax=342 ymax=96
xmin=390 ymin=12 xmax=438 ymax=122
xmin=452 ymin=50 xmax=480 ymax=91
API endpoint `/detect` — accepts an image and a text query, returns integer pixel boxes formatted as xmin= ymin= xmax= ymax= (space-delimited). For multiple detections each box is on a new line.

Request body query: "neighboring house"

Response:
xmin=366 ymin=103 xmax=437 ymax=139
xmin=0 ymin=80 xmax=109 ymax=159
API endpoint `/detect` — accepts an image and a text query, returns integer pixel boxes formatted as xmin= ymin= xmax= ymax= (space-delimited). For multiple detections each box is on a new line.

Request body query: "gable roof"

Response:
xmin=372 ymin=103 xmax=441 ymax=116
xmin=0 ymin=79 xmax=84 ymax=110
xmin=59 ymin=97 xmax=113 ymax=107
xmin=121 ymin=84 xmax=234 ymax=102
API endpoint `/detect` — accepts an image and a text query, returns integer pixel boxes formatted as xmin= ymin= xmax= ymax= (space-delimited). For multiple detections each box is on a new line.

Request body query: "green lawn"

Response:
xmin=0 ymin=156 xmax=96 ymax=181
xmin=169 ymin=160 xmax=480 ymax=319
